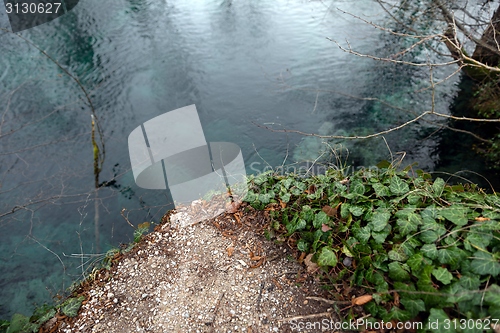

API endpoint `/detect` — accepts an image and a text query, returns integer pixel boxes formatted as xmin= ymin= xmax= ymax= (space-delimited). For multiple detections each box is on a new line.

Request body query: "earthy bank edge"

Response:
xmin=2 ymin=161 xmax=500 ymax=332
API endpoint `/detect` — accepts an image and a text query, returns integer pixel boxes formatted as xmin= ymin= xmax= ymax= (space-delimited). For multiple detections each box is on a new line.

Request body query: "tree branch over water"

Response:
xmin=262 ymin=3 xmax=500 ymax=153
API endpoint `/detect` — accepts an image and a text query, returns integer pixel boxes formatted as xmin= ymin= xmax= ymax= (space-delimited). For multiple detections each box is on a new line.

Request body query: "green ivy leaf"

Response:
xmin=340 ymin=202 xmax=350 ymax=219
xmin=6 ymin=313 xmax=29 ymax=333
xmin=372 ymin=224 xmax=391 ymax=244
xmin=437 ymin=247 xmax=465 ymax=269
xmin=421 ymin=244 xmax=438 ymax=259
xmin=409 ymin=194 xmax=423 ymax=205
xmin=61 ymin=296 xmax=85 ymax=318
xmin=432 ymin=267 xmax=453 ymax=285
xmin=296 ymin=218 xmax=307 ymax=231
xmin=396 ymin=214 xmax=420 ymax=236
xmin=353 ymin=225 xmax=371 ymax=244
xmin=407 ymin=253 xmax=424 ymax=272
xmin=400 ymin=298 xmax=425 ymax=317
xmin=372 ymin=183 xmax=390 ymax=197
xmin=297 ymin=239 xmax=309 ymax=252
xmin=458 ymin=274 xmax=481 ymax=290
xmin=388 ymin=262 xmax=411 ymax=281
xmin=445 ymin=281 xmax=474 ymax=304
xmin=465 ymin=231 xmax=492 ymax=250
xmin=432 ymin=177 xmax=445 ymax=197
xmin=280 ymin=192 xmax=291 ymax=203
xmin=313 ymin=211 xmax=329 ymax=228
xmin=300 ymin=205 xmax=314 ymax=222
xmin=400 ymin=237 xmax=422 ymax=258
xmin=388 ymin=245 xmax=408 ymax=262
xmin=484 ymin=284 xmax=500 ymax=306
xmin=317 ymin=247 xmax=338 ymax=267
xmin=370 ymin=210 xmax=391 ymax=232
xmin=389 ymin=176 xmax=410 ymax=195
xmin=349 ymin=205 xmax=365 ymax=217
xmin=440 ymin=206 xmax=469 ymax=226
xmin=365 ymin=269 xmax=386 ymax=285
xmin=281 ymin=177 xmax=294 ymax=189
xmin=419 ymin=230 xmax=439 ymax=244
xmin=421 ymin=205 xmax=439 ymax=223
xmin=351 ymin=180 xmax=366 ymax=195
xmin=384 ymin=306 xmax=411 ymax=322
xmin=427 ymin=308 xmax=455 ymax=333
xmin=34 ymin=308 xmax=56 ymax=326
xmin=470 ymin=251 xmax=500 ymax=276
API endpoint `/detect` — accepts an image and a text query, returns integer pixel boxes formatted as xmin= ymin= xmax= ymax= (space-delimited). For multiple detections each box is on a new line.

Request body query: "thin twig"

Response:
xmin=306 ymin=296 xmax=350 ymax=305
xmin=279 ymin=312 xmax=331 ymax=322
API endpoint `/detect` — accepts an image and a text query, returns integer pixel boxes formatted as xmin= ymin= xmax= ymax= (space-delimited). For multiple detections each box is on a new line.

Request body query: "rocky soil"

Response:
xmin=45 ymin=202 xmax=351 ymax=333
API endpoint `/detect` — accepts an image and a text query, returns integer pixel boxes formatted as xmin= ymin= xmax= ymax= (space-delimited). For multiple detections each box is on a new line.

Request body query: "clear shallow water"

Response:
xmin=0 ymin=0 xmax=496 ymax=318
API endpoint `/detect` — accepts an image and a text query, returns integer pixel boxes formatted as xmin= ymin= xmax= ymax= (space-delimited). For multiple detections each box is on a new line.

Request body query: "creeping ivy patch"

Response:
xmin=244 ymin=162 xmax=500 ymax=331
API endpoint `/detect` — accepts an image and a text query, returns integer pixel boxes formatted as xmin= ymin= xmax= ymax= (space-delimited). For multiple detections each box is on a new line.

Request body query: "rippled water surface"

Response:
xmin=0 ymin=0 xmax=495 ymax=318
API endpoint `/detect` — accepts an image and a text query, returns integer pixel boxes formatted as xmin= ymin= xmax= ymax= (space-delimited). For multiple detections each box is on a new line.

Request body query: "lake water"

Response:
xmin=0 ymin=0 xmax=497 ymax=318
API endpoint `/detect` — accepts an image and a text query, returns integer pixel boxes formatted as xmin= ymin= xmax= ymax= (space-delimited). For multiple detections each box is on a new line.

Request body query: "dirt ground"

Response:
xmin=42 ymin=202 xmax=368 ymax=333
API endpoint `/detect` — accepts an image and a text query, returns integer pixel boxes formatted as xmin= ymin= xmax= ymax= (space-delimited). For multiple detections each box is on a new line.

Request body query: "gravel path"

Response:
xmin=49 ymin=203 xmax=340 ymax=333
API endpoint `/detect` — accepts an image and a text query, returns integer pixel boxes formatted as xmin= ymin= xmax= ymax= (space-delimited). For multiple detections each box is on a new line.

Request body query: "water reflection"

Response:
xmin=0 ymin=0 xmax=485 ymax=318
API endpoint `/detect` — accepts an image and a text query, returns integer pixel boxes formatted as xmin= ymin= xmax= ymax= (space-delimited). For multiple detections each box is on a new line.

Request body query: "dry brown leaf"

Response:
xmin=339 ymin=178 xmax=350 ymax=185
xmin=249 ymin=257 xmax=265 ymax=268
xmin=475 ymin=216 xmax=491 ymax=222
xmin=322 ymin=205 xmax=337 ymax=217
xmin=321 ymin=224 xmax=332 ymax=232
xmin=227 ymin=246 xmax=234 ymax=257
xmin=393 ymin=292 xmax=400 ymax=306
xmin=271 ymin=278 xmax=282 ymax=290
xmin=306 ymin=184 xmax=317 ymax=194
xmin=304 ymin=253 xmax=319 ymax=273
xmin=352 ymin=295 xmax=373 ymax=306
xmin=226 ymin=201 xmax=240 ymax=214
xmin=279 ymin=199 xmax=287 ymax=209
xmin=298 ymin=252 xmax=306 ymax=263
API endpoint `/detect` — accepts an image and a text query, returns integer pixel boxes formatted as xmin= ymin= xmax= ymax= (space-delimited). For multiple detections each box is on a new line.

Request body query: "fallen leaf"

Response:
xmin=322 ymin=205 xmax=337 ymax=217
xmin=226 ymin=201 xmax=241 ymax=214
xmin=339 ymin=178 xmax=350 ymax=185
xmin=298 ymin=252 xmax=306 ymax=263
xmin=475 ymin=216 xmax=490 ymax=222
xmin=138 ymin=221 xmax=150 ymax=229
xmin=322 ymin=224 xmax=332 ymax=232
xmin=249 ymin=257 xmax=265 ymax=268
xmin=271 ymin=278 xmax=282 ymax=290
xmin=227 ymin=246 xmax=234 ymax=257
xmin=306 ymin=184 xmax=317 ymax=194
xmin=304 ymin=254 xmax=319 ymax=273
xmin=393 ymin=292 xmax=400 ymax=306
xmin=352 ymin=295 xmax=373 ymax=306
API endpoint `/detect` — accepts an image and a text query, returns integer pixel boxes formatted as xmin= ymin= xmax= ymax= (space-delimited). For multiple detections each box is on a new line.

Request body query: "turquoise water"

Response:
xmin=0 ymin=0 xmax=497 ymax=318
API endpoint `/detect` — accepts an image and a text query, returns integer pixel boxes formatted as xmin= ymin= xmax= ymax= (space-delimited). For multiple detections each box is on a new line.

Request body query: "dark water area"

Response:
xmin=0 ymin=0 xmax=498 ymax=318
xmin=434 ymin=74 xmax=500 ymax=192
